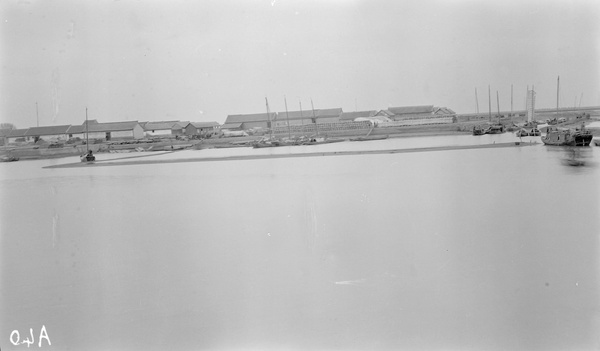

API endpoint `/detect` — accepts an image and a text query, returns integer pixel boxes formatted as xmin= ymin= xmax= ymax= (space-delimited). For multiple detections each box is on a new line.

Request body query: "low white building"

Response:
xmin=69 ymin=121 xmax=144 ymax=141
xmin=25 ymin=125 xmax=71 ymax=143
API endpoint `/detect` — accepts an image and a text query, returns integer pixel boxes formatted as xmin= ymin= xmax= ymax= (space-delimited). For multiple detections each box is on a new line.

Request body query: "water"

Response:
xmin=1 ymin=134 xmax=599 ymax=350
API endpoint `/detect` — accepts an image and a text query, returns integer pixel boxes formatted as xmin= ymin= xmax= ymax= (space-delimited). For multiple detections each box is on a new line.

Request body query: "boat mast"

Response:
xmin=488 ymin=85 xmax=491 ymax=122
xmin=284 ymin=95 xmax=291 ymax=139
xmin=496 ymin=90 xmax=500 ymax=123
xmin=556 ymin=76 xmax=560 ymax=116
xmin=310 ymin=98 xmax=319 ymax=137
xmin=85 ymin=107 xmax=89 ymax=152
xmin=299 ymin=101 xmax=304 ymax=127
xmin=510 ymin=84 xmax=513 ymax=119
xmin=475 ymin=88 xmax=480 ymax=115
xmin=265 ymin=97 xmax=273 ymax=139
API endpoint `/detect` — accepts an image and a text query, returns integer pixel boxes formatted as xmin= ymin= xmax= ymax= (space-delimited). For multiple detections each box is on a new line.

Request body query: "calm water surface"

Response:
xmin=1 ymin=134 xmax=599 ymax=350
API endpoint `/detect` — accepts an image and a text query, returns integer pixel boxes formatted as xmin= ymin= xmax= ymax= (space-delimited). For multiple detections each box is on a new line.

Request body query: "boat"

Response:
xmin=0 ymin=155 xmax=19 ymax=162
xmin=594 ymin=140 xmax=600 ymax=147
xmin=541 ymin=77 xmax=592 ymax=146
xmin=301 ymin=136 xmax=345 ymax=145
xmin=485 ymin=124 xmax=504 ymax=134
xmin=472 ymin=125 xmax=486 ymax=136
xmin=541 ymin=124 xmax=593 ymax=146
xmin=515 ymin=129 xmax=529 ymax=137
xmin=80 ymin=108 xmax=96 ymax=163
xmin=480 ymin=86 xmax=504 ymax=135
xmin=349 ymin=135 xmax=389 ymax=142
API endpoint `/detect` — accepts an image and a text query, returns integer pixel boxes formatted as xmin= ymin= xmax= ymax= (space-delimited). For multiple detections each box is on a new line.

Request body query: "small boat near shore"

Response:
xmin=349 ymin=135 xmax=389 ymax=142
xmin=301 ymin=137 xmax=345 ymax=146
xmin=80 ymin=108 xmax=96 ymax=163
xmin=80 ymin=151 xmax=95 ymax=162
xmin=0 ymin=155 xmax=19 ymax=162
xmin=485 ymin=124 xmax=505 ymax=134
xmin=472 ymin=126 xmax=486 ymax=136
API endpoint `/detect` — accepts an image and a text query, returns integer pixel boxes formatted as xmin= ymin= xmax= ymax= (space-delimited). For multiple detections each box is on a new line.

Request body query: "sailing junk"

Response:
xmin=541 ymin=123 xmax=593 ymax=146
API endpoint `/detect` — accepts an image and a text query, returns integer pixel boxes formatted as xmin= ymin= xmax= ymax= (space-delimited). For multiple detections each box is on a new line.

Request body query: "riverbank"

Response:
xmin=3 ymin=116 xmax=599 ymax=161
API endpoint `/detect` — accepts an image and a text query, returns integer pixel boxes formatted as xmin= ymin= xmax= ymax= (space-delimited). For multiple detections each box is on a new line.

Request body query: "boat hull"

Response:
xmin=541 ymin=132 xmax=592 ymax=146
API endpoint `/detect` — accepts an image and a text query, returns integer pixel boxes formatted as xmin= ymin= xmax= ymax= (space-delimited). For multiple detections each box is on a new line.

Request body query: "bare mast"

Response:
xmin=265 ymin=97 xmax=273 ymax=139
xmin=85 ymin=107 xmax=89 ymax=152
xmin=310 ymin=98 xmax=319 ymax=137
xmin=488 ymin=85 xmax=492 ymax=122
xmin=556 ymin=76 xmax=560 ymax=116
xmin=496 ymin=90 xmax=500 ymax=123
xmin=475 ymin=88 xmax=480 ymax=115
xmin=284 ymin=95 xmax=291 ymax=139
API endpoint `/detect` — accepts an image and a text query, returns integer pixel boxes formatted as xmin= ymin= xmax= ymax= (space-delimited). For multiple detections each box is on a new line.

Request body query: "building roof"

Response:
xmin=171 ymin=121 xmax=190 ymax=129
xmin=25 ymin=125 xmax=71 ymax=136
xmin=340 ymin=110 xmax=376 ymax=120
xmin=388 ymin=105 xmax=434 ymax=115
xmin=142 ymin=121 xmax=179 ymax=131
xmin=220 ymin=123 xmax=243 ymax=129
xmin=434 ymin=107 xmax=456 ymax=115
xmin=188 ymin=122 xmax=220 ymax=128
xmin=225 ymin=113 xmax=276 ymax=124
xmin=67 ymin=125 xmax=86 ymax=134
xmin=0 ymin=129 xmax=13 ymax=137
xmin=275 ymin=110 xmax=312 ymax=120
xmin=88 ymin=121 xmax=140 ymax=132
xmin=315 ymin=108 xmax=343 ymax=118
xmin=8 ymin=129 xmax=29 ymax=137
xmin=274 ymin=108 xmax=342 ymax=120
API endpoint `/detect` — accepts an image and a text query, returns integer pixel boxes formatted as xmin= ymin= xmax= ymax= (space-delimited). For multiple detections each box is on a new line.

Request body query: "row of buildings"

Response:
xmin=1 ymin=105 xmax=455 ymax=145
xmin=0 ymin=120 xmax=220 ymax=145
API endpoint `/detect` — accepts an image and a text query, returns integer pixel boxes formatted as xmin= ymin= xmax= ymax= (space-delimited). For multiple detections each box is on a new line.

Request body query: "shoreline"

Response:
xmin=4 ymin=117 xmax=599 ymax=162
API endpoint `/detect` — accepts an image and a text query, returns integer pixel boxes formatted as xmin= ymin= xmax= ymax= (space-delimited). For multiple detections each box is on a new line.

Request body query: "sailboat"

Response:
xmin=541 ymin=76 xmax=592 ymax=146
xmin=484 ymin=86 xmax=504 ymax=134
xmin=80 ymin=108 xmax=96 ymax=162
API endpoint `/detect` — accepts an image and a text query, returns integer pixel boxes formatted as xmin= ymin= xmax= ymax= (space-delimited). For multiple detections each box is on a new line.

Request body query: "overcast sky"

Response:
xmin=1 ymin=0 xmax=599 ymax=127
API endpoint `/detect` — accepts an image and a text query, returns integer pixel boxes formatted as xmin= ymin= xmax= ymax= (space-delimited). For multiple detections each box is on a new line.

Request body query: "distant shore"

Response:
xmin=3 ymin=116 xmax=599 ymax=161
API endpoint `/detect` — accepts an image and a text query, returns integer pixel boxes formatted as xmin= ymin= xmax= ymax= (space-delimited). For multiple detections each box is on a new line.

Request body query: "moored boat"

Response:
xmin=485 ymin=124 xmax=504 ymax=134
xmin=515 ymin=129 xmax=529 ymax=137
xmin=349 ymin=135 xmax=389 ymax=142
xmin=472 ymin=126 xmax=486 ymax=136
xmin=80 ymin=152 xmax=95 ymax=162
xmin=541 ymin=124 xmax=592 ymax=146
xmin=80 ymin=108 xmax=96 ymax=163
xmin=0 ymin=155 xmax=19 ymax=162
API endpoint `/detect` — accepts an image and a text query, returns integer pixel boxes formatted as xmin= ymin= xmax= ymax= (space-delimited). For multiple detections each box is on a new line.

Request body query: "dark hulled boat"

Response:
xmin=541 ymin=124 xmax=593 ymax=146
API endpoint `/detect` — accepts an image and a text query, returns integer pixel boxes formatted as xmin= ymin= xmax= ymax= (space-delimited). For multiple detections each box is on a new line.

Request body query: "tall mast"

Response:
xmin=532 ymin=85 xmax=535 ymax=121
xmin=488 ymin=85 xmax=491 ymax=122
xmin=496 ymin=90 xmax=500 ymax=123
xmin=556 ymin=76 xmax=560 ymax=116
xmin=475 ymin=88 xmax=480 ymax=114
xmin=510 ymin=84 xmax=513 ymax=117
xmin=265 ymin=97 xmax=273 ymax=139
xmin=310 ymin=98 xmax=319 ymax=137
xmin=284 ymin=95 xmax=291 ymax=139
xmin=299 ymin=101 xmax=304 ymax=127
xmin=85 ymin=107 xmax=89 ymax=152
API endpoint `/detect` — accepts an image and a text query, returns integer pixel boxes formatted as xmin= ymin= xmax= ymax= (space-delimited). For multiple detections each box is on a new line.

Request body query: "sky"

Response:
xmin=1 ymin=0 xmax=599 ymax=128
